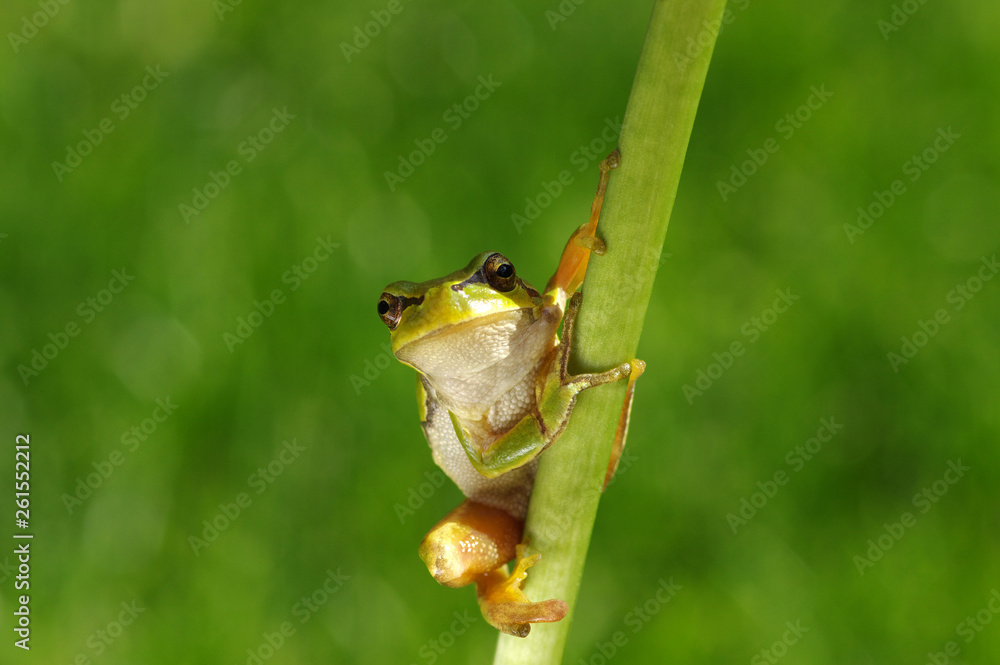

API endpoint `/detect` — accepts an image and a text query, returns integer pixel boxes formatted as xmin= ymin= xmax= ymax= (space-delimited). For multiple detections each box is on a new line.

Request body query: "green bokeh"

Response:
xmin=1 ymin=0 xmax=998 ymax=663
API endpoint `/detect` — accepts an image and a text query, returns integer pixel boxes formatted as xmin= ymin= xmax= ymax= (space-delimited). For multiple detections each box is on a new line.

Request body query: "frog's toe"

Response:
xmin=573 ymin=234 xmax=607 ymax=255
xmin=475 ymin=547 xmax=568 ymax=637
xmin=482 ymin=598 xmax=569 ymax=637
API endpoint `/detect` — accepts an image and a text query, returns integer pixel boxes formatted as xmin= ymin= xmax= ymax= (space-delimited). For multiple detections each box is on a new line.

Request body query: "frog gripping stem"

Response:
xmin=382 ymin=142 xmax=641 ymax=642
xmin=476 ymin=545 xmax=569 ymax=637
xmin=418 ymin=500 xmax=567 ymax=636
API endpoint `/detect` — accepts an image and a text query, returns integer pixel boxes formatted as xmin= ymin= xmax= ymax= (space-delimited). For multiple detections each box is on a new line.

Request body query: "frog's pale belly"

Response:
xmin=484 ymin=369 xmax=538 ymax=432
xmin=400 ymin=300 xmax=565 ymax=517
xmin=420 ymin=377 xmax=538 ymax=518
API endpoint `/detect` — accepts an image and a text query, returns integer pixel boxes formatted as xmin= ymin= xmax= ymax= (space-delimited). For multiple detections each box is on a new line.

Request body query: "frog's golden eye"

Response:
xmin=378 ymin=292 xmax=402 ymax=329
xmin=483 ymin=253 xmax=517 ymax=292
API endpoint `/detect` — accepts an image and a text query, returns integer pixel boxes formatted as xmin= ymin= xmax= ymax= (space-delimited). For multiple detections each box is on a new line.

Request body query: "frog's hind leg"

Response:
xmin=476 ymin=544 xmax=568 ymax=637
xmin=419 ymin=500 xmax=521 ymax=587
xmin=418 ymin=500 xmax=567 ymax=637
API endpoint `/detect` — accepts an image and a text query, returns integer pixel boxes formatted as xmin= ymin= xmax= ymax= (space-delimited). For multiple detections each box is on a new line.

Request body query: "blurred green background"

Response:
xmin=2 ymin=0 xmax=999 ymax=663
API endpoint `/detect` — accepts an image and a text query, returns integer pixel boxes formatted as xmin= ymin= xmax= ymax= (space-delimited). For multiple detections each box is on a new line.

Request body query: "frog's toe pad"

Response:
xmin=484 ymin=598 xmax=569 ymax=637
xmin=573 ymin=234 xmax=607 ymax=255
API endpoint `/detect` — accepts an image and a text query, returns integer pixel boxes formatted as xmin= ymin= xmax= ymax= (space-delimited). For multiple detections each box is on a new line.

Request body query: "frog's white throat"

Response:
xmin=398 ymin=307 xmax=560 ymax=435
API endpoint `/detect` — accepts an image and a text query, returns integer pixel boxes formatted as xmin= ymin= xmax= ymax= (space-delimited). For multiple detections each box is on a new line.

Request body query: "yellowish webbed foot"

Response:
xmin=476 ymin=544 xmax=568 ymax=637
xmin=419 ymin=502 xmax=568 ymax=637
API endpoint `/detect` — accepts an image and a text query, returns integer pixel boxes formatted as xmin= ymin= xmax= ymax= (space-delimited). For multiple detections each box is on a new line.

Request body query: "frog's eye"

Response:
xmin=377 ymin=292 xmax=402 ymax=329
xmin=483 ymin=253 xmax=517 ymax=292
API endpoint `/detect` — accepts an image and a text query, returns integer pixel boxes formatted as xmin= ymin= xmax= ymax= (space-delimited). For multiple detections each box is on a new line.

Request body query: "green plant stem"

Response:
xmin=493 ymin=1 xmax=726 ymax=663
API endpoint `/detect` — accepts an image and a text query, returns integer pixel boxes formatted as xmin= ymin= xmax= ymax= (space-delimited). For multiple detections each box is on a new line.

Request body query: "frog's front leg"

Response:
xmin=553 ymin=291 xmax=646 ymax=489
xmin=419 ymin=500 xmax=568 ymax=637
xmin=451 ymin=291 xmax=644 ymax=480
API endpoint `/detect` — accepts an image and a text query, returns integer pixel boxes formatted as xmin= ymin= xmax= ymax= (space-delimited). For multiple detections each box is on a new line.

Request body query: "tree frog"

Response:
xmin=376 ymin=150 xmax=643 ymax=637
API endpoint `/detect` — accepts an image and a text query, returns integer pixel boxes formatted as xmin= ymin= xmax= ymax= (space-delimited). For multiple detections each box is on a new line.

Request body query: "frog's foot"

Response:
xmin=556 ymin=292 xmax=645 ymax=394
xmin=419 ymin=500 xmax=522 ymax=588
xmin=476 ymin=544 xmax=568 ymax=637
xmin=545 ymin=148 xmax=620 ymax=297
xmin=604 ymin=358 xmax=645 ymax=488
xmin=419 ymin=503 xmax=567 ymax=637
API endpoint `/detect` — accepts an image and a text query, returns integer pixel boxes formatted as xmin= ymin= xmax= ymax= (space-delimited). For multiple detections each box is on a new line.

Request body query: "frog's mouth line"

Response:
xmin=400 ymin=306 xmax=527 ymax=340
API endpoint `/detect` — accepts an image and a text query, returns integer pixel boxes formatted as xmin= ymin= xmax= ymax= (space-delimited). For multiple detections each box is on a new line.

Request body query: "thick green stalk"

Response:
xmin=493 ymin=1 xmax=726 ymax=662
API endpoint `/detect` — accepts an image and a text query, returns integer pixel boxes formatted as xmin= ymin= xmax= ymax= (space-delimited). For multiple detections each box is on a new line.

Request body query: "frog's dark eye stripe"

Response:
xmin=451 ymin=272 xmax=486 ymax=291
xmin=483 ymin=253 xmax=517 ymax=292
xmin=378 ymin=292 xmax=423 ymax=329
